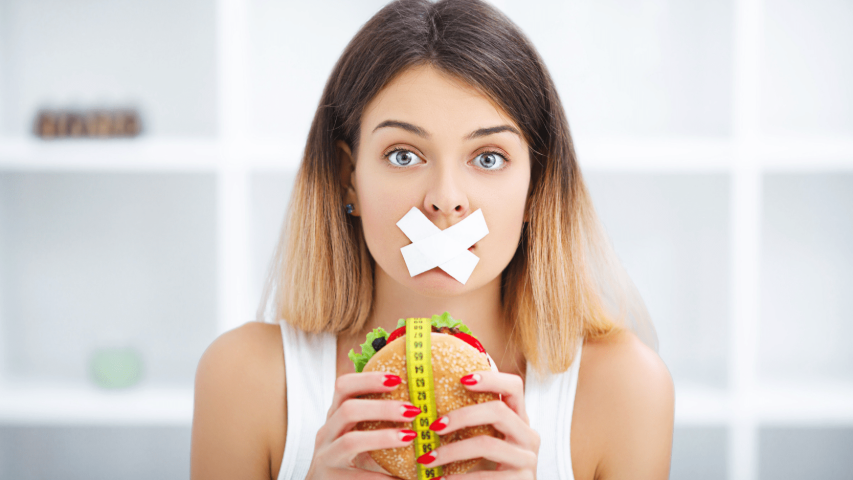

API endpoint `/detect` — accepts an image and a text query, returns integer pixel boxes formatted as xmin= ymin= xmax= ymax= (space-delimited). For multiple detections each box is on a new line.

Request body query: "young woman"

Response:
xmin=191 ymin=1 xmax=674 ymax=479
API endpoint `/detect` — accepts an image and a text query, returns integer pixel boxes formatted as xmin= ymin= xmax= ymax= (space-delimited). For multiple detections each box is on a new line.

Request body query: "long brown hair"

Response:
xmin=257 ymin=0 xmax=657 ymax=378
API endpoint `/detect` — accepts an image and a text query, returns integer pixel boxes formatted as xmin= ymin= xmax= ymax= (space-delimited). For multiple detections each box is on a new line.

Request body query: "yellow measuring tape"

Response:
xmin=405 ymin=317 xmax=444 ymax=480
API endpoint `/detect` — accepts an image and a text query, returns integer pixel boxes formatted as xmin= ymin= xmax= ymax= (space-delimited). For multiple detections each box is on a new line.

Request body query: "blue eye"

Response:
xmin=473 ymin=150 xmax=507 ymax=170
xmin=385 ymin=148 xmax=424 ymax=167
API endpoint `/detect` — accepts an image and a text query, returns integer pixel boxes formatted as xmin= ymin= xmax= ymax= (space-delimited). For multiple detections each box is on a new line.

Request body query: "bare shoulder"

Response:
xmin=575 ymin=329 xmax=675 ymax=480
xmin=191 ymin=321 xmax=286 ymax=480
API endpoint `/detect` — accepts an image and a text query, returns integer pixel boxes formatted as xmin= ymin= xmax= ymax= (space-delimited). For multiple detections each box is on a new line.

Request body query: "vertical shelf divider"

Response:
xmin=731 ymin=0 xmax=764 ymax=478
xmin=216 ymin=0 xmax=252 ymax=335
xmin=0 ymin=186 xmax=6 ymax=387
xmin=0 ymin=0 xmax=7 ymax=391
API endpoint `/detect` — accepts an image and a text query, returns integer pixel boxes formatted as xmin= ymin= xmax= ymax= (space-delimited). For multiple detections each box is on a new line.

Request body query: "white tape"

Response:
xmin=396 ymin=207 xmax=489 ymax=284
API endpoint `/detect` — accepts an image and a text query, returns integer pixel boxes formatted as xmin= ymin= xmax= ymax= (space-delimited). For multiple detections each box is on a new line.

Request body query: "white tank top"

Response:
xmin=276 ymin=319 xmax=583 ymax=480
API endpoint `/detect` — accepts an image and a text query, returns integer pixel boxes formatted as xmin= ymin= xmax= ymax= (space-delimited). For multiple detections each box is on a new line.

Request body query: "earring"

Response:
xmin=345 ymin=203 xmax=354 ymax=215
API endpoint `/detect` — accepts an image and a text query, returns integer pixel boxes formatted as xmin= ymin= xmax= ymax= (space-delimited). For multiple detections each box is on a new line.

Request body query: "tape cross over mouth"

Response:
xmin=396 ymin=207 xmax=489 ymax=284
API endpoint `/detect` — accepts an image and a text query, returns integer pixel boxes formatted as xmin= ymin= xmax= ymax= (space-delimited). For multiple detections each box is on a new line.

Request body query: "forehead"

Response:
xmin=360 ymin=64 xmax=522 ymax=143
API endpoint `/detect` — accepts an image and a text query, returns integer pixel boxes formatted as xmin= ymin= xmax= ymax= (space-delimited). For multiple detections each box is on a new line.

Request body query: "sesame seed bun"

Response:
xmin=354 ymin=332 xmax=503 ymax=480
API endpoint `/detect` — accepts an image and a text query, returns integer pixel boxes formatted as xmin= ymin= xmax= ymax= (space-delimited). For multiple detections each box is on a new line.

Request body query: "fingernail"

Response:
xmin=461 ymin=373 xmax=480 ymax=385
xmin=417 ymin=450 xmax=436 ymax=464
xmin=429 ymin=416 xmax=448 ymax=431
xmin=398 ymin=429 xmax=417 ymax=442
xmin=402 ymin=404 xmax=422 ymax=418
xmin=383 ymin=374 xmax=402 ymax=387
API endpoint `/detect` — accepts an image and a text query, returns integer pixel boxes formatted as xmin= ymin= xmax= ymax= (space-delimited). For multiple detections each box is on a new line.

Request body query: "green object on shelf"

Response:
xmin=90 ymin=347 xmax=144 ymax=389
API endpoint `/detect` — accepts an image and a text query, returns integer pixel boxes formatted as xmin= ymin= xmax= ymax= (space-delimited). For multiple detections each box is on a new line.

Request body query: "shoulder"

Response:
xmin=581 ymin=328 xmax=673 ymax=399
xmin=576 ymin=328 xmax=674 ymax=480
xmin=195 ymin=321 xmax=284 ymax=398
xmin=197 ymin=321 xmax=284 ymax=373
xmin=191 ymin=321 xmax=285 ymax=480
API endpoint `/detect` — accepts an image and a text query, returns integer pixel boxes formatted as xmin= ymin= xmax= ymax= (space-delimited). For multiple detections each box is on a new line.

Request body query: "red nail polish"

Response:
xmin=383 ymin=374 xmax=402 ymax=387
xmin=417 ymin=452 xmax=436 ymax=464
xmin=461 ymin=373 xmax=479 ymax=385
xmin=400 ymin=429 xmax=417 ymax=442
xmin=402 ymin=405 xmax=422 ymax=418
xmin=429 ymin=417 xmax=447 ymax=431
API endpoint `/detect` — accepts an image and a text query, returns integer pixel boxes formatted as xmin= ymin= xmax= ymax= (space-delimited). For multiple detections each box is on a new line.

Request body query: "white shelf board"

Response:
xmin=674 ymin=382 xmax=853 ymax=428
xmin=576 ymin=136 xmax=853 ymax=171
xmin=575 ymin=136 xmax=735 ymax=172
xmin=752 ymin=381 xmax=853 ymax=426
xmin=0 ymin=381 xmax=847 ymax=427
xmin=756 ymin=135 xmax=853 ymax=171
xmin=0 ymin=137 xmax=222 ymax=172
xmin=1 ymin=136 xmax=851 ymax=173
xmin=0 ymin=382 xmax=193 ymax=426
xmin=0 ymin=137 xmax=302 ymax=171
xmin=675 ymin=384 xmax=732 ymax=426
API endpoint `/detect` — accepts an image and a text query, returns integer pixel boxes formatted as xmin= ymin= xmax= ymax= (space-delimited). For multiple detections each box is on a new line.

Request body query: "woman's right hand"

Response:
xmin=305 ymin=371 xmax=422 ymax=479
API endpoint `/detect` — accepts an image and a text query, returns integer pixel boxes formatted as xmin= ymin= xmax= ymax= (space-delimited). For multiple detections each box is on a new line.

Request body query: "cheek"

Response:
xmin=478 ymin=189 xmax=527 ymax=269
xmin=355 ymin=174 xmax=418 ymax=269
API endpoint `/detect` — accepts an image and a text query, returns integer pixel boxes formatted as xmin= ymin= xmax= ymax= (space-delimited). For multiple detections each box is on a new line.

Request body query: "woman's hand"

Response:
xmin=305 ymin=371 xmax=421 ymax=479
xmin=417 ymin=371 xmax=540 ymax=479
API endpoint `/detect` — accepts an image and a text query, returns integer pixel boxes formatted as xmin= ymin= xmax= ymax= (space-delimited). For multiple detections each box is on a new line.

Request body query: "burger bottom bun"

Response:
xmin=355 ymin=332 xmax=504 ymax=480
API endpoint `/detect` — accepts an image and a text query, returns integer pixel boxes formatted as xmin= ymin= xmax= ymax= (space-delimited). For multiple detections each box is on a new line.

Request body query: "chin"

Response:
xmin=393 ymin=269 xmax=472 ymax=297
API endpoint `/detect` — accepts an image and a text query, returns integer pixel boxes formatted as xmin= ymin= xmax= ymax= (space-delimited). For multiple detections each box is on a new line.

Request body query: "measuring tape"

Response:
xmin=405 ymin=317 xmax=444 ymax=480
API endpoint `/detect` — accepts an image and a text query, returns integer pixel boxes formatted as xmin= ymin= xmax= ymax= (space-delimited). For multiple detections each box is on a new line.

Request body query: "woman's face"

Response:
xmin=340 ymin=64 xmax=531 ymax=297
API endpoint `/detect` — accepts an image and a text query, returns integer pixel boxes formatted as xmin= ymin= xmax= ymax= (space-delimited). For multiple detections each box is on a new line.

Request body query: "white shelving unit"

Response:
xmin=0 ymin=0 xmax=851 ymax=478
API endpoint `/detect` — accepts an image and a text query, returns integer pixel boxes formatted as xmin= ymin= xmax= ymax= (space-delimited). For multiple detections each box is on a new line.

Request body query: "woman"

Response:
xmin=191 ymin=0 xmax=674 ymax=479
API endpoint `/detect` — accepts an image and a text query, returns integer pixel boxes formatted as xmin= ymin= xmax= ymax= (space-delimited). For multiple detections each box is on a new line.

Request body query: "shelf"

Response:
xmin=0 ymin=0 xmax=850 ymax=476
xmin=1 ymin=136 xmax=851 ymax=172
xmin=675 ymin=385 xmax=732 ymax=426
xmin=0 ymin=382 xmax=848 ymax=427
xmin=674 ymin=383 xmax=853 ymax=427
xmin=585 ymin=171 xmax=731 ymax=389
xmin=0 ymin=138 xmax=220 ymax=171
xmin=758 ymin=172 xmax=853 ymax=384
xmin=0 ymin=137 xmax=303 ymax=171
xmin=752 ymin=382 xmax=853 ymax=426
xmin=755 ymin=136 xmax=853 ymax=170
xmin=0 ymin=383 xmax=192 ymax=425
xmin=574 ymin=137 xmax=734 ymax=171
xmin=0 ymin=171 xmax=218 ymax=386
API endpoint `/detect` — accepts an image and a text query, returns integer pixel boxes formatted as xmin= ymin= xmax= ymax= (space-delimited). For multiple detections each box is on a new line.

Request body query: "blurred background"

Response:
xmin=0 ymin=0 xmax=851 ymax=478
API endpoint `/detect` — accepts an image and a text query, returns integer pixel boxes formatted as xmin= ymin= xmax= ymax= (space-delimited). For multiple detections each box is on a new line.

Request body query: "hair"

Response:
xmin=257 ymin=0 xmax=658 ymax=378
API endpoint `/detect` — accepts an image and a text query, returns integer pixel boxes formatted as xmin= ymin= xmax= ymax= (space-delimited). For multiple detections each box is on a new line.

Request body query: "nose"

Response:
xmin=423 ymin=165 xmax=469 ymax=226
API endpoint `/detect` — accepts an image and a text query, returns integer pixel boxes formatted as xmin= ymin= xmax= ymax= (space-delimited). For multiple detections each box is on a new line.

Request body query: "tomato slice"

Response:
xmin=453 ymin=332 xmax=486 ymax=354
xmin=386 ymin=326 xmax=406 ymax=343
xmin=386 ymin=325 xmax=486 ymax=356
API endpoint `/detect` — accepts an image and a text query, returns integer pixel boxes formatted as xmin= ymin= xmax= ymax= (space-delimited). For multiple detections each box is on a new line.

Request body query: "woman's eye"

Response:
xmin=385 ymin=149 xmax=424 ymax=167
xmin=473 ymin=151 xmax=507 ymax=170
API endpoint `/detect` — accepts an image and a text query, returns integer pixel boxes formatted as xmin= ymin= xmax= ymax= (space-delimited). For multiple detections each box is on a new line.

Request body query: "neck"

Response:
xmin=355 ymin=266 xmax=524 ymax=375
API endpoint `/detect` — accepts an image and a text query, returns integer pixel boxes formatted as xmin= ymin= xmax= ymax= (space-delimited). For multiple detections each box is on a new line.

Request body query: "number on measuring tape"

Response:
xmin=405 ymin=317 xmax=444 ymax=480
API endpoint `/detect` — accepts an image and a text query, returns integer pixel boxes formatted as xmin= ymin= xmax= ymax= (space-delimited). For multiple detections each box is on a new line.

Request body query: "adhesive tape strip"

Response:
xmin=396 ymin=207 xmax=489 ymax=284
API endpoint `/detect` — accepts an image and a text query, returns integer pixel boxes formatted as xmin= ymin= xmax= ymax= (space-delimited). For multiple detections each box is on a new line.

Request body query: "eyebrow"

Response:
xmin=371 ymin=119 xmax=521 ymax=141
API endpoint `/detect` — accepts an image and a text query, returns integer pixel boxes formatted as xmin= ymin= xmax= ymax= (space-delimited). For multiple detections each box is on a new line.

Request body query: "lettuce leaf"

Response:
xmin=395 ymin=311 xmax=476 ymax=338
xmin=349 ymin=312 xmax=479 ymax=372
xmin=347 ymin=327 xmax=389 ymax=373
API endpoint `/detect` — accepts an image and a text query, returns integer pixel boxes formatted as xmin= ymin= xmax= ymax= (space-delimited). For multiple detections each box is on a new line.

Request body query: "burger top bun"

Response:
xmin=355 ymin=332 xmax=503 ymax=480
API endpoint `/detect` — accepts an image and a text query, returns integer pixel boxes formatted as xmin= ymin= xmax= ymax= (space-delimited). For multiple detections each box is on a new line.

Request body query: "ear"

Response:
xmin=336 ymin=140 xmax=359 ymax=216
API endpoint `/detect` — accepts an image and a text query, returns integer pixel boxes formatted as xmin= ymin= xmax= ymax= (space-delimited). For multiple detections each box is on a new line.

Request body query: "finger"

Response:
xmin=444 ymin=470 xmax=533 ymax=480
xmin=327 ymin=467 xmax=407 ymax=480
xmin=328 ymin=428 xmax=417 ymax=466
xmin=460 ymin=370 xmax=528 ymax=424
xmin=415 ymin=433 xmax=537 ymax=472
xmin=326 ymin=398 xmax=421 ymax=439
xmin=328 ymin=371 xmax=404 ymax=420
xmin=429 ymin=400 xmax=536 ymax=450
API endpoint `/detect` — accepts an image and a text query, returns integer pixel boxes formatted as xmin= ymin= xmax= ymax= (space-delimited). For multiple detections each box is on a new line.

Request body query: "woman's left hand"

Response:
xmin=416 ymin=370 xmax=539 ymax=479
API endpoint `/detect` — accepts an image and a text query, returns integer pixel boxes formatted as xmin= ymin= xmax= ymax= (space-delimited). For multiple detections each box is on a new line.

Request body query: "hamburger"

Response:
xmin=348 ymin=312 xmax=504 ymax=480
